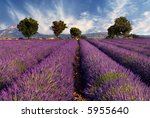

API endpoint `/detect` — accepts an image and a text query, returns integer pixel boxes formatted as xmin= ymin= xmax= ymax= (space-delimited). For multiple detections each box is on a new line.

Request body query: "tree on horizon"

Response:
xmin=107 ymin=16 xmax=132 ymax=39
xmin=70 ymin=27 xmax=82 ymax=39
xmin=50 ymin=20 xmax=67 ymax=38
xmin=17 ymin=18 xmax=38 ymax=39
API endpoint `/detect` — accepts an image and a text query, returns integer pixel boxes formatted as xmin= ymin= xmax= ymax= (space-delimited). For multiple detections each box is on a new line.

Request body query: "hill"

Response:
xmin=0 ymin=25 xmax=108 ymax=39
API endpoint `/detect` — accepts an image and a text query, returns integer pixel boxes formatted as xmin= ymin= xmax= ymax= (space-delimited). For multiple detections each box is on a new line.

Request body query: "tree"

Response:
xmin=107 ymin=25 xmax=117 ymax=39
xmin=17 ymin=18 xmax=38 ymax=39
xmin=51 ymin=20 xmax=67 ymax=38
xmin=80 ymin=35 xmax=87 ymax=39
xmin=114 ymin=16 xmax=132 ymax=37
xmin=127 ymin=34 xmax=140 ymax=38
xmin=107 ymin=16 xmax=132 ymax=39
xmin=70 ymin=27 xmax=82 ymax=39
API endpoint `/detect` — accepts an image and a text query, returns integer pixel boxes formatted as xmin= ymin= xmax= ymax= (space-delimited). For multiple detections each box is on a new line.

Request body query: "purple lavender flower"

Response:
xmin=80 ymin=40 xmax=150 ymax=101
xmin=0 ymin=40 xmax=77 ymax=101
xmin=88 ymin=39 xmax=150 ymax=86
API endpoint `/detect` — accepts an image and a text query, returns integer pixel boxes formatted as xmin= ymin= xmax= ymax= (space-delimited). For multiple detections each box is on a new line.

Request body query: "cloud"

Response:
xmin=106 ymin=0 xmax=138 ymax=26
xmin=80 ymin=12 xmax=90 ymax=18
xmin=7 ymin=0 xmax=26 ymax=21
xmin=66 ymin=16 xmax=94 ymax=33
xmin=106 ymin=0 xmax=150 ymax=35
xmin=108 ymin=0 xmax=129 ymax=22
xmin=25 ymin=3 xmax=51 ymax=34
xmin=27 ymin=3 xmax=94 ymax=34
xmin=0 ymin=24 xmax=7 ymax=30
xmin=88 ymin=0 xmax=132 ymax=33
xmin=7 ymin=0 xmax=94 ymax=34
xmin=6 ymin=0 xmax=149 ymax=35
xmin=8 ymin=7 xmax=26 ymax=21
xmin=132 ymin=11 xmax=150 ymax=34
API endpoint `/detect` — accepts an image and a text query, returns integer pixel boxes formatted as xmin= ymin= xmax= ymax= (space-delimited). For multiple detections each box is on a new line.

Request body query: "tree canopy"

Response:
xmin=17 ymin=18 xmax=38 ymax=39
xmin=107 ymin=16 xmax=132 ymax=39
xmin=51 ymin=20 xmax=67 ymax=38
xmin=80 ymin=35 xmax=87 ymax=39
xmin=70 ymin=27 xmax=82 ymax=39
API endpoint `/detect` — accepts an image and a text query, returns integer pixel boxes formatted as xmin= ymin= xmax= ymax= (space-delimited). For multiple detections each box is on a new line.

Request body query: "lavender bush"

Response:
xmin=0 ymin=40 xmax=67 ymax=89
xmin=108 ymin=39 xmax=150 ymax=50
xmin=0 ymin=39 xmax=150 ymax=101
xmin=101 ymin=40 xmax=150 ymax=56
xmin=88 ymin=39 xmax=150 ymax=86
xmin=0 ymin=40 xmax=77 ymax=101
xmin=80 ymin=40 xmax=150 ymax=100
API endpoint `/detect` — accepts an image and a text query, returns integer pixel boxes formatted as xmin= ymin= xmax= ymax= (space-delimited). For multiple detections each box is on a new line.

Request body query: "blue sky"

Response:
xmin=0 ymin=0 xmax=150 ymax=35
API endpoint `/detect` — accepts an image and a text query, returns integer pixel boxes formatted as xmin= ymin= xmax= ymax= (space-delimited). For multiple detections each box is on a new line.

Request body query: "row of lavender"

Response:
xmin=79 ymin=40 xmax=150 ymax=100
xmin=0 ymin=40 xmax=67 ymax=89
xmin=0 ymin=40 xmax=66 ymax=61
xmin=0 ymin=39 xmax=150 ymax=101
xmin=88 ymin=39 xmax=150 ymax=86
xmin=0 ymin=40 xmax=37 ymax=59
xmin=0 ymin=40 xmax=77 ymax=100
xmin=108 ymin=38 xmax=150 ymax=49
xmin=0 ymin=40 xmax=56 ymax=59
xmin=101 ymin=40 xmax=150 ymax=57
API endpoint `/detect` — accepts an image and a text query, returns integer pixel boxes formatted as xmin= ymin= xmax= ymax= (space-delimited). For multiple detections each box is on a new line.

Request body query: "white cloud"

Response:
xmin=108 ymin=0 xmax=129 ymax=22
xmin=8 ymin=8 xmax=26 ymax=21
xmin=25 ymin=3 xmax=51 ymax=34
xmin=7 ymin=1 xmax=94 ymax=34
xmin=6 ymin=0 xmax=149 ymax=35
xmin=66 ymin=17 xmax=93 ymax=33
xmin=80 ymin=12 xmax=90 ymax=18
xmin=0 ymin=24 xmax=7 ymax=30
xmin=88 ymin=0 xmax=131 ymax=33
xmin=132 ymin=11 xmax=150 ymax=34
xmin=26 ymin=3 xmax=94 ymax=34
xmin=7 ymin=0 xmax=26 ymax=21
xmin=106 ymin=0 xmax=150 ymax=35
xmin=106 ymin=0 xmax=138 ymax=27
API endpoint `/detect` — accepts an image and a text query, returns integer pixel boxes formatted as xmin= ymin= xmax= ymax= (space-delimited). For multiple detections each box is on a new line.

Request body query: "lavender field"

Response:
xmin=0 ymin=39 xmax=150 ymax=101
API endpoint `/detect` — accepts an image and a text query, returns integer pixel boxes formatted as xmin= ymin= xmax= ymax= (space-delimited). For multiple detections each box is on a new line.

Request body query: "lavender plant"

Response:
xmin=0 ymin=40 xmax=67 ymax=89
xmin=0 ymin=40 xmax=77 ymax=101
xmin=88 ymin=39 xmax=150 ymax=86
xmin=101 ymin=40 xmax=150 ymax=56
xmin=80 ymin=40 xmax=150 ymax=100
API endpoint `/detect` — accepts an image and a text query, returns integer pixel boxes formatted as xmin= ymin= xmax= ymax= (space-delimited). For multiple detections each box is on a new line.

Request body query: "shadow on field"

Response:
xmin=73 ymin=41 xmax=92 ymax=101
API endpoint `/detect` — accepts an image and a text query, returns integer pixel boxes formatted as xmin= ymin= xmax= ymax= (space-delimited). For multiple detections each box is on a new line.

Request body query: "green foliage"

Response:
xmin=10 ymin=59 xmax=26 ymax=73
xmin=127 ymin=34 xmax=140 ymax=38
xmin=70 ymin=27 xmax=82 ymax=39
xmin=107 ymin=16 xmax=132 ymax=39
xmin=107 ymin=25 xmax=118 ymax=39
xmin=51 ymin=20 xmax=67 ymax=38
xmin=17 ymin=18 xmax=38 ymax=38
xmin=102 ymin=84 xmax=135 ymax=101
xmin=115 ymin=16 xmax=132 ymax=36
xmin=120 ymin=84 xmax=133 ymax=93
xmin=15 ymin=60 xmax=26 ymax=73
xmin=95 ymin=72 xmax=127 ymax=87
xmin=80 ymin=35 xmax=87 ymax=39
xmin=90 ymin=72 xmax=127 ymax=93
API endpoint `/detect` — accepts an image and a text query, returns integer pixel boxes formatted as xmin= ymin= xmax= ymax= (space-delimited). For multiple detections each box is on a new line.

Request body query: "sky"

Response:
xmin=0 ymin=0 xmax=150 ymax=35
